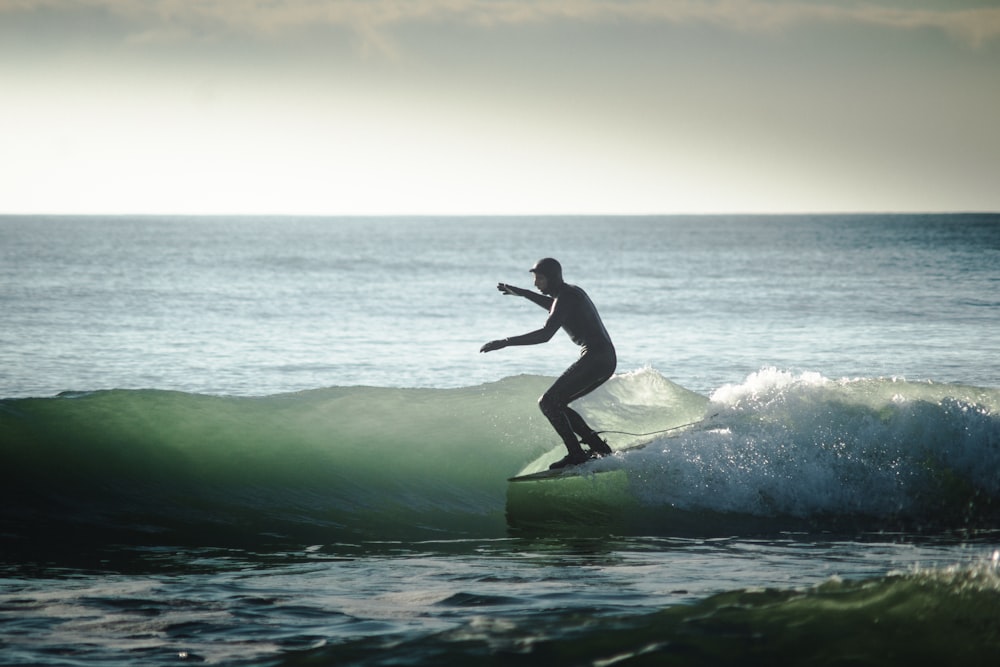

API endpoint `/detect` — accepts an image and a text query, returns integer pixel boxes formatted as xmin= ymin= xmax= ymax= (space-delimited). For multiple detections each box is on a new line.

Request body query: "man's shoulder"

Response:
xmin=552 ymin=284 xmax=591 ymax=310
xmin=559 ymin=283 xmax=585 ymax=297
xmin=562 ymin=284 xmax=592 ymax=302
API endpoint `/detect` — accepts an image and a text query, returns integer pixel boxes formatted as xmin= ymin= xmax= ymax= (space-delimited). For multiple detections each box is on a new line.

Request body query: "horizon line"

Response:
xmin=3 ymin=210 xmax=997 ymax=218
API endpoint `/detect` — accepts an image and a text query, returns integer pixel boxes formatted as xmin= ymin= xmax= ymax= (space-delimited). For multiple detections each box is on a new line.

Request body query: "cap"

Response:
xmin=529 ymin=257 xmax=562 ymax=281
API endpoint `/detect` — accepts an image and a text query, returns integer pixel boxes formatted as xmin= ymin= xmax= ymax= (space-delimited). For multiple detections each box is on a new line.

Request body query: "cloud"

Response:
xmin=4 ymin=0 xmax=1000 ymax=49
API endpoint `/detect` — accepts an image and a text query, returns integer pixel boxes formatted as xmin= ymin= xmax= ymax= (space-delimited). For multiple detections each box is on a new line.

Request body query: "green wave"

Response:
xmin=2 ymin=370 xmax=998 ymax=547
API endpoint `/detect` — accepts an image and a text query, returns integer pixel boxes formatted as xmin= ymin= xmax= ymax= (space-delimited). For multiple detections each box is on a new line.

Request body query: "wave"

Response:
xmin=508 ymin=369 xmax=1000 ymax=535
xmin=2 ymin=369 xmax=998 ymax=548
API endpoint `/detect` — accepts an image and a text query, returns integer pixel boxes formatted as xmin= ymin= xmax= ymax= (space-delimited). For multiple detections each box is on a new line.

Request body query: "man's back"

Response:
xmin=549 ymin=284 xmax=614 ymax=352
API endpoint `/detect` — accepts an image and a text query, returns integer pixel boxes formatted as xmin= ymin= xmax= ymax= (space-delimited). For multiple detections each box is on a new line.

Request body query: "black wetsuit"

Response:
xmin=503 ymin=282 xmax=617 ymax=456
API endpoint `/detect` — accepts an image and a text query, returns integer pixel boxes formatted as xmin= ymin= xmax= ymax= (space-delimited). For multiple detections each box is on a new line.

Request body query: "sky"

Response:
xmin=2 ymin=0 xmax=999 ymax=215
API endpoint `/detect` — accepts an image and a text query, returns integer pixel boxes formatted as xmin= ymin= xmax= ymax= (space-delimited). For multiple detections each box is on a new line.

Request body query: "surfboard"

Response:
xmin=506 ymin=415 xmax=722 ymax=483
xmin=506 ymin=440 xmax=651 ymax=483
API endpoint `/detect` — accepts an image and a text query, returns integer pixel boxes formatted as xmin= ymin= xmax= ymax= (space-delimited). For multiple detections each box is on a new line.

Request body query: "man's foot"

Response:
xmin=548 ymin=450 xmax=593 ymax=470
xmin=583 ymin=433 xmax=613 ymax=457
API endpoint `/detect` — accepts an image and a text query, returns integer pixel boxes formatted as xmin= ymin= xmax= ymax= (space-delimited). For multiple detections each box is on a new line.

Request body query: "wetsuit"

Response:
xmin=500 ymin=282 xmax=617 ymax=460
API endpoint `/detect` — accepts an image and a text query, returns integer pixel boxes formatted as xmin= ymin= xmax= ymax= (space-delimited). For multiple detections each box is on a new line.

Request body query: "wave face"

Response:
xmin=2 ymin=369 xmax=999 ymax=547
xmin=1 ymin=376 xmax=556 ymax=547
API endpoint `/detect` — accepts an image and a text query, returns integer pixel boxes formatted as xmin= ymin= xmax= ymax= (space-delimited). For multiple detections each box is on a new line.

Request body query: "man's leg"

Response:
xmin=539 ymin=352 xmax=615 ymax=467
xmin=538 ymin=389 xmax=590 ymax=464
xmin=564 ymin=407 xmax=613 ymax=456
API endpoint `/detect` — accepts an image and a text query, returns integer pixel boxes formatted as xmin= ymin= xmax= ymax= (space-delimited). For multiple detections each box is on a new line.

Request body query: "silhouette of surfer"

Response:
xmin=481 ymin=258 xmax=616 ymax=469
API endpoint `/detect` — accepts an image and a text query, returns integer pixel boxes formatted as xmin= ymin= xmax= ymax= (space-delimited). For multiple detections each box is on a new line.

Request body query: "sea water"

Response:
xmin=1 ymin=214 xmax=999 ymax=665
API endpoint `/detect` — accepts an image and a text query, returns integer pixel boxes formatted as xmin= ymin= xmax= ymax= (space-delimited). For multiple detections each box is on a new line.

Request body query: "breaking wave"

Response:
xmin=2 ymin=368 xmax=998 ymax=548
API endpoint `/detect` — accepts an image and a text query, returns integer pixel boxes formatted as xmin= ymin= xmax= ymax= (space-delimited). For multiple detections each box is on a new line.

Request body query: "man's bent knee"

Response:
xmin=538 ymin=392 xmax=566 ymax=419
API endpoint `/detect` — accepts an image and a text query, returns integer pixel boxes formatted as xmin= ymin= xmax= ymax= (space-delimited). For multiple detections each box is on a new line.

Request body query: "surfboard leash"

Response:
xmin=595 ymin=412 xmax=719 ymax=438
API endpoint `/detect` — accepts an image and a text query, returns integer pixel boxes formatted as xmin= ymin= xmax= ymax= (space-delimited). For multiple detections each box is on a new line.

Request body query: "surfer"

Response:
xmin=480 ymin=258 xmax=617 ymax=469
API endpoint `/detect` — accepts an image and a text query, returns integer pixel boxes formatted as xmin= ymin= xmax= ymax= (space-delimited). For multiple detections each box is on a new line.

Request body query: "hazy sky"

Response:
xmin=3 ymin=1 xmax=999 ymax=215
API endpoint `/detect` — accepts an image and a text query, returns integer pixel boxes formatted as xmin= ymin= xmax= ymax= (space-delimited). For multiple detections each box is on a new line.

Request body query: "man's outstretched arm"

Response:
xmin=480 ymin=293 xmax=566 ymax=353
xmin=496 ymin=283 xmax=552 ymax=309
xmin=480 ymin=325 xmax=557 ymax=353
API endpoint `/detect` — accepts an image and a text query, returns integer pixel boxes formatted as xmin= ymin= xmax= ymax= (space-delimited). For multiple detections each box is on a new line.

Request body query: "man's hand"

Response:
xmin=480 ymin=339 xmax=507 ymax=353
xmin=497 ymin=283 xmax=520 ymax=296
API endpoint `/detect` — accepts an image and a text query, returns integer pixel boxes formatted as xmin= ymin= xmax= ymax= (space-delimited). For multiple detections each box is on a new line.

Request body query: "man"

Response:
xmin=480 ymin=258 xmax=616 ymax=469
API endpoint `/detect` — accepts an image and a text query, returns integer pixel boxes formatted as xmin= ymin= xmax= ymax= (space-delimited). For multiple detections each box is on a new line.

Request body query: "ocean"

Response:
xmin=1 ymin=214 xmax=999 ymax=665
